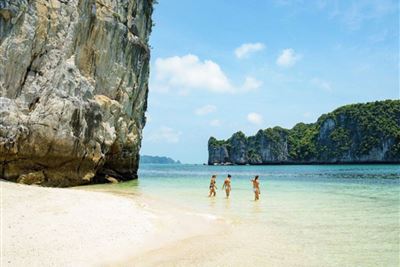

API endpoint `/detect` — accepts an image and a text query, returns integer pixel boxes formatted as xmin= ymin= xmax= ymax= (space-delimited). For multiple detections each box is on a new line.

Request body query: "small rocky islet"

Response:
xmin=208 ymin=100 xmax=400 ymax=165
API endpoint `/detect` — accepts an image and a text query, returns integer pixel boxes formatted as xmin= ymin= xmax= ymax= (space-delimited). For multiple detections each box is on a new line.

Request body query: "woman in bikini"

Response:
xmin=251 ymin=175 xmax=260 ymax=201
xmin=222 ymin=174 xmax=232 ymax=198
xmin=208 ymin=175 xmax=217 ymax=197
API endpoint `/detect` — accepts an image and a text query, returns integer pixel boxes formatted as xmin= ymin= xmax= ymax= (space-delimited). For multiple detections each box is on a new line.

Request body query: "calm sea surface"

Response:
xmin=109 ymin=164 xmax=400 ymax=266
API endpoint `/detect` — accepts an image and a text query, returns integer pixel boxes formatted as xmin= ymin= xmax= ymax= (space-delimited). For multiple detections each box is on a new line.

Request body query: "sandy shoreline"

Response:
xmin=0 ymin=181 xmax=223 ymax=266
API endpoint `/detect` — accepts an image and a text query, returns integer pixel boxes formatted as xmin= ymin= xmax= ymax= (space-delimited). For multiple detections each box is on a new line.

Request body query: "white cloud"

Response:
xmin=153 ymin=54 xmax=233 ymax=93
xmin=311 ymin=77 xmax=332 ymax=92
xmin=195 ymin=105 xmax=217 ymax=116
xmin=276 ymin=48 xmax=302 ymax=68
xmin=148 ymin=126 xmax=182 ymax=143
xmin=247 ymin=112 xmax=264 ymax=125
xmin=209 ymin=119 xmax=221 ymax=127
xmin=242 ymin=76 xmax=263 ymax=91
xmin=152 ymin=55 xmax=266 ymax=95
xmin=235 ymin=43 xmax=265 ymax=59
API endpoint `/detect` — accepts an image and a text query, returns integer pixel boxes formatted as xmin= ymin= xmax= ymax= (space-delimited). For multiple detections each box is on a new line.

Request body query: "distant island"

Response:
xmin=208 ymin=100 xmax=400 ymax=165
xmin=140 ymin=155 xmax=181 ymax=164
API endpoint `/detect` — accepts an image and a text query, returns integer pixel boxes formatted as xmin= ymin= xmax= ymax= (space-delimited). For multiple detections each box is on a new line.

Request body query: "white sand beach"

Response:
xmin=2 ymin=164 xmax=399 ymax=267
xmin=0 ymin=181 xmax=222 ymax=267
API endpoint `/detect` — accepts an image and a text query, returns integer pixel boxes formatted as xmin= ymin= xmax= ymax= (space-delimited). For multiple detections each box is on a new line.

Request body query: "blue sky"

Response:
xmin=141 ymin=0 xmax=399 ymax=163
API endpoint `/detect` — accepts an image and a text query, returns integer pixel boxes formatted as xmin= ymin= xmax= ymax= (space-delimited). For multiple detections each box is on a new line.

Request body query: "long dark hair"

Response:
xmin=254 ymin=175 xmax=259 ymax=180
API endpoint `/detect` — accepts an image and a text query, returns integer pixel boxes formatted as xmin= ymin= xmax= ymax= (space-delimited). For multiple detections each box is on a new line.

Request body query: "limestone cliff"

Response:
xmin=209 ymin=100 xmax=400 ymax=165
xmin=0 ymin=0 xmax=154 ymax=186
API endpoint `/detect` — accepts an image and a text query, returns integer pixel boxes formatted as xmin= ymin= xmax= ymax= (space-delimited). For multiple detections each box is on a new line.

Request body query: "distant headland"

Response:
xmin=208 ymin=100 xmax=400 ymax=165
xmin=140 ymin=155 xmax=181 ymax=164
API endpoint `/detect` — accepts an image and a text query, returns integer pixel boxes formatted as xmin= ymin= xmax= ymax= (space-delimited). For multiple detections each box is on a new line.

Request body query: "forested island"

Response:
xmin=140 ymin=155 xmax=181 ymax=164
xmin=208 ymin=100 xmax=400 ymax=165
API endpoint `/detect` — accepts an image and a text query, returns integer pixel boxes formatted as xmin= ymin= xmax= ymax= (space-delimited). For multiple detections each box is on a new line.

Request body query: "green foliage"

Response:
xmin=247 ymin=148 xmax=261 ymax=163
xmin=387 ymin=134 xmax=400 ymax=159
xmin=327 ymin=127 xmax=351 ymax=158
xmin=208 ymin=137 xmax=228 ymax=147
xmin=327 ymin=100 xmax=400 ymax=157
xmin=264 ymin=127 xmax=288 ymax=141
xmin=288 ymin=123 xmax=318 ymax=160
xmin=140 ymin=155 xmax=180 ymax=164
xmin=209 ymin=100 xmax=400 ymax=162
xmin=230 ymin=131 xmax=246 ymax=140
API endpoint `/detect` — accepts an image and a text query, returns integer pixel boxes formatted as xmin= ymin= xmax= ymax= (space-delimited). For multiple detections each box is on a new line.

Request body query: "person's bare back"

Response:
xmin=222 ymin=174 xmax=232 ymax=198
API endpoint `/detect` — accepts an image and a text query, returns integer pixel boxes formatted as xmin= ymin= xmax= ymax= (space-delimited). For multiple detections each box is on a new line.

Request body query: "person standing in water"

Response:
xmin=251 ymin=175 xmax=260 ymax=201
xmin=208 ymin=175 xmax=217 ymax=197
xmin=222 ymin=174 xmax=232 ymax=198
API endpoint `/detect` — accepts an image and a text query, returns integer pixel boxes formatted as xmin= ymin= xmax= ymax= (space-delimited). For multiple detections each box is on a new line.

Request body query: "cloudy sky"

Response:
xmin=141 ymin=0 xmax=399 ymax=163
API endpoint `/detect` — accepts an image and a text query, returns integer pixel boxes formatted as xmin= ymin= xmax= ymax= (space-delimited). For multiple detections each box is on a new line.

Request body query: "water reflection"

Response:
xmin=251 ymin=200 xmax=262 ymax=216
xmin=224 ymin=198 xmax=231 ymax=210
xmin=208 ymin=196 xmax=217 ymax=209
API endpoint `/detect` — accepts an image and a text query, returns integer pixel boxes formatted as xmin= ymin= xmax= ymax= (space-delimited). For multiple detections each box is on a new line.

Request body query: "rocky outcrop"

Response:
xmin=208 ymin=100 xmax=400 ymax=165
xmin=0 ymin=0 xmax=154 ymax=186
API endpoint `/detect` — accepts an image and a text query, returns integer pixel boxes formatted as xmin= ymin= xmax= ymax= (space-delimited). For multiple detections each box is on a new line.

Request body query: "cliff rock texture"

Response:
xmin=0 ymin=0 xmax=154 ymax=186
xmin=209 ymin=100 xmax=400 ymax=165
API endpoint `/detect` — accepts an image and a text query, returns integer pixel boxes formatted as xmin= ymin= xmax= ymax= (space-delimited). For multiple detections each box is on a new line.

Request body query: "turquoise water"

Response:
xmin=118 ymin=164 xmax=400 ymax=266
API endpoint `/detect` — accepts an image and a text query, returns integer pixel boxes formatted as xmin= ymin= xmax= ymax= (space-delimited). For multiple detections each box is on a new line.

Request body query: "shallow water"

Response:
xmin=104 ymin=164 xmax=400 ymax=266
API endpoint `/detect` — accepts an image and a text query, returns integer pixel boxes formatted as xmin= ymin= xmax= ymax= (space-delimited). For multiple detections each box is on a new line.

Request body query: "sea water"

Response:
xmin=113 ymin=164 xmax=400 ymax=266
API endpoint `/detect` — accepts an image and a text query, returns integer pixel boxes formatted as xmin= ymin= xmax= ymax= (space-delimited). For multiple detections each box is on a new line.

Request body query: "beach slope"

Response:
xmin=1 ymin=181 xmax=218 ymax=266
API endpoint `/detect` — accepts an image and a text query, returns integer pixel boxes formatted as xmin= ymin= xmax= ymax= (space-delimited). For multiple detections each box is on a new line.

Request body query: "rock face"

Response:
xmin=0 ymin=0 xmax=154 ymax=186
xmin=208 ymin=100 xmax=400 ymax=165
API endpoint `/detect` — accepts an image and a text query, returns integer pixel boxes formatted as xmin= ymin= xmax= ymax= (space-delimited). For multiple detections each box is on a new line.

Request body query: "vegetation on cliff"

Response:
xmin=208 ymin=100 xmax=400 ymax=164
xmin=140 ymin=155 xmax=181 ymax=164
